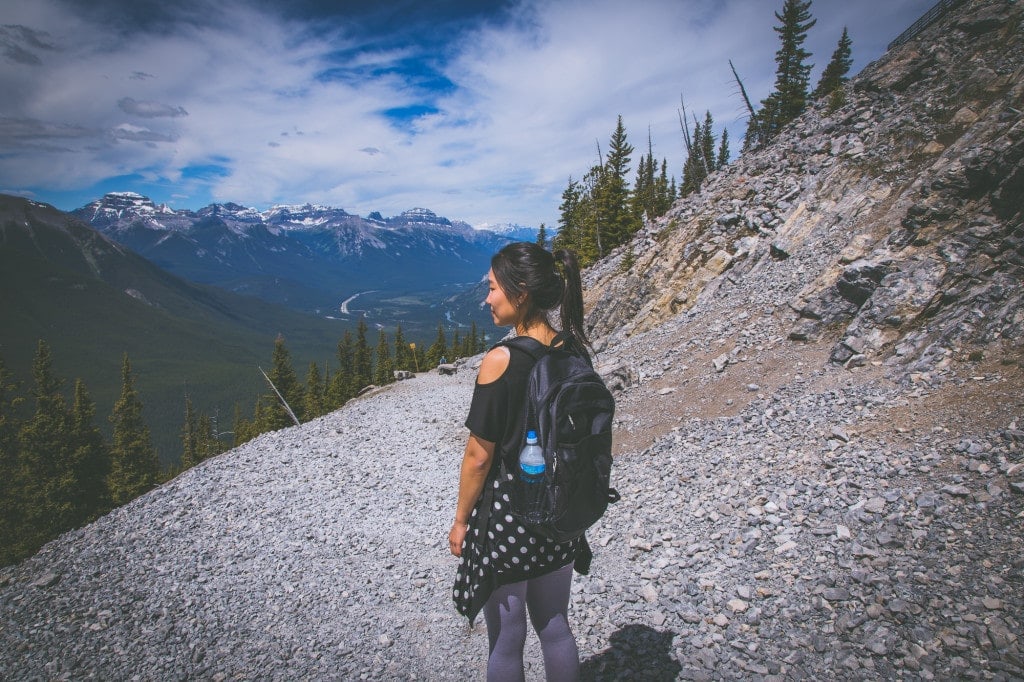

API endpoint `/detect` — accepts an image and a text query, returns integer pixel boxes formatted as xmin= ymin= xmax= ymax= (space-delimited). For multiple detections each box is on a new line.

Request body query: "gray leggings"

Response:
xmin=483 ymin=563 xmax=579 ymax=682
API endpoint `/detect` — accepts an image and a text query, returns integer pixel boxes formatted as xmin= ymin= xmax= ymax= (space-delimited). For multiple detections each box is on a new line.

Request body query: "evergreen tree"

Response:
xmin=554 ymin=177 xmax=585 ymax=259
xmin=701 ymin=111 xmax=717 ymax=173
xmin=107 ymin=353 xmax=159 ymax=507
xmin=0 ymin=355 xmax=19 ymax=467
xmin=655 ymin=159 xmax=674 ymax=216
xmin=468 ymin=322 xmax=480 ymax=356
xmin=69 ymin=379 xmax=110 ymax=522
xmin=17 ymin=340 xmax=74 ymax=545
xmin=631 ymin=131 xmax=659 ymax=224
xmin=352 ymin=318 xmax=373 ymax=393
xmin=812 ymin=26 xmax=853 ymax=103
xmin=259 ymin=335 xmax=303 ymax=430
xmin=0 ymin=356 xmax=23 ymax=564
xmin=181 ymin=395 xmax=200 ymax=470
xmin=328 ymin=331 xmax=356 ymax=407
xmin=426 ymin=322 xmax=448 ymax=368
xmin=196 ymin=413 xmax=223 ymax=461
xmin=749 ymin=0 xmax=817 ymax=147
xmin=303 ymin=362 xmax=326 ymax=420
xmin=717 ymin=128 xmax=731 ymax=168
xmin=681 ymin=117 xmax=706 ymax=197
xmin=232 ymin=404 xmax=257 ymax=447
xmin=393 ymin=324 xmax=412 ymax=373
xmin=619 ymin=243 xmax=637 ymax=273
xmin=373 ymin=331 xmax=395 ymax=385
xmin=597 ymin=115 xmax=638 ymax=247
xmin=536 ymin=223 xmax=548 ymax=249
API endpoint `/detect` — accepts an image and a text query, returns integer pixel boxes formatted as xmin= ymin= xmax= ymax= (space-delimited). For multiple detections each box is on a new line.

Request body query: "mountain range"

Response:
xmin=1 ymin=192 xmax=539 ymax=462
xmin=71 ymin=193 xmax=538 ymax=328
xmin=0 ymin=194 xmax=351 ymax=462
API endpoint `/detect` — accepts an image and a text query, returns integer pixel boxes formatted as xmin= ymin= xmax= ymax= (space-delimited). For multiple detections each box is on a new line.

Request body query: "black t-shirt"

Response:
xmin=464 ymin=344 xmax=535 ymax=465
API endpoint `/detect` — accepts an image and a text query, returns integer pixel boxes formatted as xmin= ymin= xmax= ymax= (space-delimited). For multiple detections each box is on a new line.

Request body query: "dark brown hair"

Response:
xmin=490 ymin=242 xmax=589 ymax=352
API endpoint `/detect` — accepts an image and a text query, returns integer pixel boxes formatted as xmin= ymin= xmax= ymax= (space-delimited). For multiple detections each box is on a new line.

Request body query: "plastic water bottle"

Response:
xmin=518 ymin=430 xmax=546 ymax=522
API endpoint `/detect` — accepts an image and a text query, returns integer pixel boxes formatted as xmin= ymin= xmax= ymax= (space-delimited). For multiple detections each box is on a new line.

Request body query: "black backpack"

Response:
xmin=497 ymin=334 xmax=620 ymax=542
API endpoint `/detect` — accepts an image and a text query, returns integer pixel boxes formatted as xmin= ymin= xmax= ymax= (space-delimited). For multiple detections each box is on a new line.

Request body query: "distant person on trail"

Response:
xmin=449 ymin=241 xmax=592 ymax=681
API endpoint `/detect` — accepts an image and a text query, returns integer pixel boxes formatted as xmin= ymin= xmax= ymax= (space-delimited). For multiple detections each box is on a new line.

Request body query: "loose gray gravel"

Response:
xmin=1 ymin=352 xmax=1022 ymax=680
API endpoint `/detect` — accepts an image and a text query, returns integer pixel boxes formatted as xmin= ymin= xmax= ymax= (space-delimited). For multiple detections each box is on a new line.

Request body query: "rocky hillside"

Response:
xmin=0 ymin=0 xmax=1021 ymax=680
xmin=585 ymin=0 xmax=1023 ymax=380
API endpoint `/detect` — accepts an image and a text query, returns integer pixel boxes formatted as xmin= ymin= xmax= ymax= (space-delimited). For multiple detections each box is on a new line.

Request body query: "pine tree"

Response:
xmin=17 ymin=340 xmax=75 ymax=545
xmin=374 ymin=331 xmax=395 ymax=385
xmin=751 ymin=0 xmax=817 ymax=146
xmin=554 ymin=177 xmax=584 ymax=258
xmin=701 ymin=111 xmax=717 ymax=174
xmin=69 ymin=379 xmax=110 ymax=522
xmin=107 ymin=353 xmax=160 ymax=507
xmin=450 ymin=330 xmax=463 ymax=361
xmin=196 ymin=413 xmax=223 ymax=461
xmin=263 ymin=335 xmax=303 ymax=429
xmin=468 ymin=322 xmax=480 ymax=356
xmin=393 ymin=324 xmax=412 ymax=373
xmin=232 ymin=404 xmax=257 ymax=447
xmin=303 ymin=362 xmax=326 ymax=420
xmin=597 ymin=115 xmax=638 ymax=248
xmin=631 ymin=130 xmax=660 ymax=224
xmin=352 ymin=318 xmax=373 ymax=394
xmin=681 ymin=117 xmax=705 ymax=197
xmin=812 ymin=26 xmax=853 ymax=104
xmin=536 ymin=223 xmax=548 ymax=249
xmin=426 ymin=322 xmax=448 ymax=368
xmin=0 ymin=356 xmax=23 ymax=564
xmin=181 ymin=395 xmax=200 ymax=470
xmin=0 ymin=355 xmax=19 ymax=467
xmin=655 ymin=159 xmax=674 ymax=216
xmin=717 ymin=128 xmax=731 ymax=168
xmin=328 ymin=331 xmax=356 ymax=407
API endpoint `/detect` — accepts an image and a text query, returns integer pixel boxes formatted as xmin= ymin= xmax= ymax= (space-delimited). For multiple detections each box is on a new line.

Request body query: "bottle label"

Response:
xmin=520 ymin=463 xmax=545 ymax=477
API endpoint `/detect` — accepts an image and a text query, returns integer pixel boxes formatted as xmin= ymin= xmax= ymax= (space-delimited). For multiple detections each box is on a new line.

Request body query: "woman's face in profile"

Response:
xmin=485 ymin=268 xmax=520 ymax=327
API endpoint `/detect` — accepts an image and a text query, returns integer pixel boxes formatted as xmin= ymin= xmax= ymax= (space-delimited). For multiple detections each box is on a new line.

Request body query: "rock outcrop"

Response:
xmin=584 ymin=0 xmax=1023 ymax=380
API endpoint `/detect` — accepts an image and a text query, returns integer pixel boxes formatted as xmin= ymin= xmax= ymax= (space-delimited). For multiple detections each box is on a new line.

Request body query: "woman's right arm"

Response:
xmin=449 ymin=347 xmax=511 ymax=557
xmin=449 ymin=434 xmax=496 ymax=557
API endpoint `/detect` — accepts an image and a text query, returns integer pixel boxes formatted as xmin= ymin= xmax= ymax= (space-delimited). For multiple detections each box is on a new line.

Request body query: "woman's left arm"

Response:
xmin=449 ymin=434 xmax=495 ymax=556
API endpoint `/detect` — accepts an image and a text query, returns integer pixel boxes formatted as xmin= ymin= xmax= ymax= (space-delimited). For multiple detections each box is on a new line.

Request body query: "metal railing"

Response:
xmin=887 ymin=0 xmax=970 ymax=50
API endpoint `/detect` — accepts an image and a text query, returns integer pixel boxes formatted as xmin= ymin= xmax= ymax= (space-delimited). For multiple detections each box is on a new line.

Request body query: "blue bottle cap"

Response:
xmin=526 ymin=430 xmax=538 ymax=442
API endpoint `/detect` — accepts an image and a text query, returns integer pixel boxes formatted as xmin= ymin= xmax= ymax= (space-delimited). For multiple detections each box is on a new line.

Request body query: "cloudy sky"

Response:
xmin=1 ymin=0 xmax=935 ymax=227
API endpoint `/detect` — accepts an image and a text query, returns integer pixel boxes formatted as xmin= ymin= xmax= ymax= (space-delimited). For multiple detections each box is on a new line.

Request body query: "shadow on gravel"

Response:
xmin=580 ymin=624 xmax=680 ymax=681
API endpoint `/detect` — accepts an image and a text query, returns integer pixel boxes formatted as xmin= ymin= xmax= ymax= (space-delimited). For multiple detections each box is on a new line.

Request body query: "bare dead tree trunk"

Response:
xmin=258 ymin=365 xmax=301 ymax=427
xmin=593 ymin=139 xmax=604 ymax=258
xmin=730 ymin=59 xmax=760 ymax=147
xmin=678 ymin=94 xmax=694 ymax=155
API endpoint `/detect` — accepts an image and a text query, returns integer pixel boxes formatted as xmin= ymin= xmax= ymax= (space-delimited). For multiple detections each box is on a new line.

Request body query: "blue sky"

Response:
xmin=1 ymin=0 xmax=936 ymax=227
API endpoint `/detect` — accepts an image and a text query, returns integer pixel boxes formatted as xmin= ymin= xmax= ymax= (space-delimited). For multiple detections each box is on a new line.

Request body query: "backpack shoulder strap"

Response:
xmin=497 ymin=335 xmax=549 ymax=361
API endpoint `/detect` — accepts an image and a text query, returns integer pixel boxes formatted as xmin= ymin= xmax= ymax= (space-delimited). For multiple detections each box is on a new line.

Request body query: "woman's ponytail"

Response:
xmin=554 ymin=248 xmax=590 ymax=352
xmin=491 ymin=242 xmax=590 ymax=353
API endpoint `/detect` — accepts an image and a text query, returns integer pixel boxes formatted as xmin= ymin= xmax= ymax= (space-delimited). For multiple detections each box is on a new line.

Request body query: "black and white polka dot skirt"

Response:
xmin=453 ymin=472 xmax=578 ymax=623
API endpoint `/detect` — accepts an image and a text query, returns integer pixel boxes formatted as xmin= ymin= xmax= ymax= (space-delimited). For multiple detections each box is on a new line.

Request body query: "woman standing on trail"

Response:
xmin=449 ymin=241 xmax=592 ymax=681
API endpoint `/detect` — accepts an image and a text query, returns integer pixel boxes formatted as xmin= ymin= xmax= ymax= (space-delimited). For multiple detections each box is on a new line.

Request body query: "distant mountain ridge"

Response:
xmin=72 ymin=193 xmax=536 ymax=326
xmin=0 ymin=193 xmax=346 ymax=462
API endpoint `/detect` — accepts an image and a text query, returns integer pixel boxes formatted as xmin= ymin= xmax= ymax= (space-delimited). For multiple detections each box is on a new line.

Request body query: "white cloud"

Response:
xmin=0 ymin=0 xmax=937 ymax=226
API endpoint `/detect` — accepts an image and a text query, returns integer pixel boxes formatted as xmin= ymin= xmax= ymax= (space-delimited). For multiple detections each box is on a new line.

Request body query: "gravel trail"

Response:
xmin=2 ymin=349 xmax=1022 ymax=680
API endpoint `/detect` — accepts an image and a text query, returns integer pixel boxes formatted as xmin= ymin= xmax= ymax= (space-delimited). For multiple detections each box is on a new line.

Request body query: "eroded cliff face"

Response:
xmin=584 ymin=0 xmax=1023 ymax=377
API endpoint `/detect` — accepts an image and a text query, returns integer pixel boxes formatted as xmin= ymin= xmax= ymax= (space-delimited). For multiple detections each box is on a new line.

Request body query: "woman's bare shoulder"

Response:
xmin=476 ymin=346 xmax=511 ymax=385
